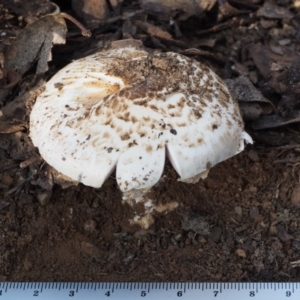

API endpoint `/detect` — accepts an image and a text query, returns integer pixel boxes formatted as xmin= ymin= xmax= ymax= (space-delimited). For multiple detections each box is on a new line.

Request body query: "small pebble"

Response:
xmin=19 ymin=193 xmax=34 ymax=205
xmin=123 ymin=253 xmax=135 ymax=265
xmin=36 ymin=189 xmax=52 ymax=206
xmin=81 ymin=242 xmax=103 ymax=259
xmin=208 ymin=226 xmax=222 ymax=243
xmin=174 ymin=234 xmax=182 ymax=241
xmin=292 ymin=240 xmax=300 ymax=250
xmin=214 ymin=273 xmax=222 ymax=280
xmin=0 ymin=174 xmax=13 ymax=186
xmin=257 ymin=2 xmax=294 ymax=19
xmin=269 ymin=225 xmax=278 ymax=235
xmin=296 ymin=0 xmax=300 ymax=7
xmin=84 ymin=220 xmax=97 ymax=233
xmin=235 ymin=206 xmax=243 ymax=216
xmin=249 ymin=207 xmax=262 ymax=222
xmin=278 ymin=39 xmax=291 ymax=46
xmin=277 ymin=224 xmax=293 ymax=242
xmin=260 ymin=268 xmax=273 ymax=280
xmin=247 ymin=150 xmax=260 ymax=162
xmin=0 ymin=275 xmax=6 ymax=281
xmin=0 ymin=201 xmax=10 ymax=211
xmin=181 ymin=212 xmax=210 ymax=235
xmin=249 ymin=186 xmax=258 ymax=193
xmin=249 ymin=206 xmax=258 ymax=218
xmin=236 ymin=248 xmax=246 ymax=258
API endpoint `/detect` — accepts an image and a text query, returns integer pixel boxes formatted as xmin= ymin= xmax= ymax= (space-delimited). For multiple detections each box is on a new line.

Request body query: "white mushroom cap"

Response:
xmin=30 ymin=39 xmax=252 ymax=197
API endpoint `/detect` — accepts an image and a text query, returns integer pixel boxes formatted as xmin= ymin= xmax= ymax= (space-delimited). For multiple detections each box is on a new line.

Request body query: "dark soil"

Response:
xmin=2 ymin=0 xmax=300 ymax=282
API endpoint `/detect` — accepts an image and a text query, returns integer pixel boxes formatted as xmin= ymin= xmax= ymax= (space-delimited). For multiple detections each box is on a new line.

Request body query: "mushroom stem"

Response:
xmin=122 ymin=188 xmax=178 ymax=229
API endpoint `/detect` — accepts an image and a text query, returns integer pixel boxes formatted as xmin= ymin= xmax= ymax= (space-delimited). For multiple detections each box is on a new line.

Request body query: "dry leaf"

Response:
xmin=251 ymin=110 xmax=300 ymax=130
xmin=72 ymin=0 xmax=110 ymax=28
xmin=6 ymin=0 xmax=59 ymax=21
xmin=4 ymin=14 xmax=67 ymax=75
xmin=248 ymin=43 xmax=300 ymax=79
xmin=218 ymin=0 xmax=247 ymax=22
xmin=139 ymin=0 xmax=216 ymax=20
xmin=239 ymin=102 xmax=263 ymax=121
xmin=0 ymin=119 xmax=26 ymax=134
xmin=0 ymin=70 xmax=21 ymax=102
xmin=1 ymin=85 xmax=44 ymax=123
xmin=257 ymin=2 xmax=294 ymax=20
xmin=224 ymin=76 xmax=273 ymax=105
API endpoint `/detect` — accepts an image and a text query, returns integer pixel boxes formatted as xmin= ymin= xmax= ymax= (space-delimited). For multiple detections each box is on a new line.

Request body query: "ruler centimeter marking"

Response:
xmin=0 ymin=282 xmax=299 ymax=299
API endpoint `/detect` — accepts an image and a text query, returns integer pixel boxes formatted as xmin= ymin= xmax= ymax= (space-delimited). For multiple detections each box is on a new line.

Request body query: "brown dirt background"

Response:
xmin=2 ymin=0 xmax=300 ymax=283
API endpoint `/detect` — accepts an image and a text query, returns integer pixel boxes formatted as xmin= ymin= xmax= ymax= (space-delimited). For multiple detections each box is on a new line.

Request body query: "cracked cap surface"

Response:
xmin=30 ymin=39 xmax=252 ymax=192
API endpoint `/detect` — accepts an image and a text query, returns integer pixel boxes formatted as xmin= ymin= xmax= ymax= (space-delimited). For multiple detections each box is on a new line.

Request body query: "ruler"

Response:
xmin=0 ymin=282 xmax=299 ymax=299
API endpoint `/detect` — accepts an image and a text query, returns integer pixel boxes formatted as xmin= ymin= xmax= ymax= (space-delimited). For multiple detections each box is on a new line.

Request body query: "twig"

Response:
xmin=291 ymin=259 xmax=300 ymax=268
xmin=274 ymin=144 xmax=300 ymax=150
xmin=20 ymin=156 xmax=43 ymax=169
xmin=59 ymin=13 xmax=91 ymax=37
xmin=274 ymin=158 xmax=300 ymax=164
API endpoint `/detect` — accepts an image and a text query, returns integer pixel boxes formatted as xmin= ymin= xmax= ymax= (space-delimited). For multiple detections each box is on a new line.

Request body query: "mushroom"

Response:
xmin=30 ymin=39 xmax=252 ymax=228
